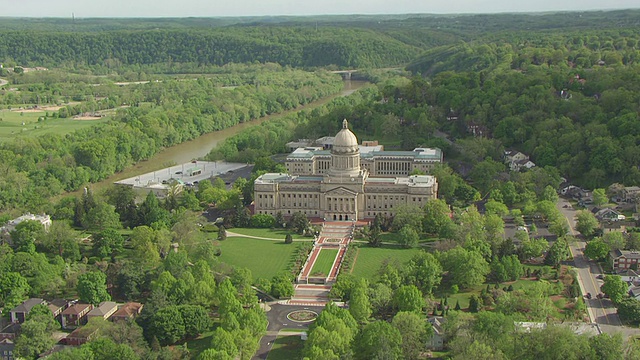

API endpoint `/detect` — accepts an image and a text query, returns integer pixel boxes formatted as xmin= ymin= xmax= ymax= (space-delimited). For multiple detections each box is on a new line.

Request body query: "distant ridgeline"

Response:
xmin=0 ymin=27 xmax=420 ymax=69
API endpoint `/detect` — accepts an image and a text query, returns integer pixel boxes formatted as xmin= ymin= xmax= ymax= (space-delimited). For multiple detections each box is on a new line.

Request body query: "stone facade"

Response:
xmin=254 ymin=120 xmax=438 ymax=221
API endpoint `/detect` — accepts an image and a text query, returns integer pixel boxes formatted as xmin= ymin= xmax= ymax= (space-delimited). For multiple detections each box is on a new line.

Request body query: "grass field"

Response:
xmin=351 ymin=246 xmax=421 ymax=280
xmin=0 ymin=109 xmax=109 ymax=139
xmin=185 ymin=329 xmax=216 ymax=358
xmin=216 ymin=237 xmax=298 ymax=279
xmin=267 ymin=335 xmax=304 ymax=360
xmin=310 ymin=249 xmax=339 ymax=276
xmin=230 ymin=228 xmax=308 ymax=240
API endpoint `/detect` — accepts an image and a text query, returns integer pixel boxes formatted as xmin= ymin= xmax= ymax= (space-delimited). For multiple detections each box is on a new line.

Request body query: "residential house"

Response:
xmin=629 ymin=285 xmax=640 ymax=301
xmin=514 ymin=322 xmax=598 ymax=336
xmin=47 ymin=299 xmax=71 ymax=321
xmin=623 ymin=187 xmax=640 ymax=203
xmin=111 ymin=302 xmax=144 ymax=322
xmin=61 ymin=304 xmax=93 ymax=329
xmin=0 ymin=213 xmax=51 ymax=244
xmin=514 ymin=322 xmax=547 ymax=333
xmin=611 ymin=249 xmax=640 ymax=271
xmin=10 ymin=298 xmax=46 ymax=324
xmin=427 ymin=316 xmax=446 ymax=351
xmin=64 ymin=327 xmax=99 ymax=346
xmin=619 ymin=269 xmax=640 ymax=284
xmin=592 ymin=208 xmax=626 ymax=222
xmin=601 ymin=221 xmax=633 ymax=234
xmin=86 ymin=301 xmax=118 ymax=321
xmin=0 ymin=324 xmax=19 ymax=342
xmin=504 ymin=150 xmax=535 ymax=172
xmin=0 ymin=339 xmax=15 ymax=360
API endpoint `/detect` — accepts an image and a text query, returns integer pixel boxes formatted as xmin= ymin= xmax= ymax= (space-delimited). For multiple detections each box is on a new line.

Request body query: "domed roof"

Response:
xmin=332 ymin=119 xmax=358 ymax=153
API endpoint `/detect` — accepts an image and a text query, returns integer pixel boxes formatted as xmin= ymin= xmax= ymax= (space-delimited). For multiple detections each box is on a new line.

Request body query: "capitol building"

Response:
xmin=253 ymin=120 xmax=439 ymax=221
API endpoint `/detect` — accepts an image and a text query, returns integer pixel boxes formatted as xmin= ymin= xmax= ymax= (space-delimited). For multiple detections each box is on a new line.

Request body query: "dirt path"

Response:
xmin=349 ymin=247 xmax=361 ymax=274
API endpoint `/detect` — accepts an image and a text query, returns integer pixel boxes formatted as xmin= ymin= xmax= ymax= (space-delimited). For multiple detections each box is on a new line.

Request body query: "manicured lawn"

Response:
xmin=379 ymin=232 xmax=435 ymax=245
xmin=310 ymin=249 xmax=338 ymax=276
xmin=216 ymin=237 xmax=299 ymax=279
xmin=267 ymin=335 xmax=304 ymax=360
xmin=351 ymin=246 xmax=421 ymax=280
xmin=230 ymin=228 xmax=308 ymax=240
xmin=0 ymin=109 xmax=109 ymax=139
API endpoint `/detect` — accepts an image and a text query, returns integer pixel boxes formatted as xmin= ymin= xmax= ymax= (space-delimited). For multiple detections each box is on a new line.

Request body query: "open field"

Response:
xmin=230 ymin=227 xmax=308 ymax=240
xmin=310 ymin=249 xmax=338 ymax=276
xmin=351 ymin=246 xmax=421 ymax=280
xmin=185 ymin=329 xmax=216 ymax=359
xmin=216 ymin=237 xmax=298 ymax=279
xmin=0 ymin=109 xmax=109 ymax=139
xmin=267 ymin=335 xmax=304 ymax=360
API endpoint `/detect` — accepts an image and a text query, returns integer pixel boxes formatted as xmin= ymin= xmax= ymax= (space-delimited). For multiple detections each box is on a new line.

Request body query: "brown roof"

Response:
xmin=62 ymin=304 xmax=92 ymax=315
xmin=112 ymin=302 xmax=143 ymax=318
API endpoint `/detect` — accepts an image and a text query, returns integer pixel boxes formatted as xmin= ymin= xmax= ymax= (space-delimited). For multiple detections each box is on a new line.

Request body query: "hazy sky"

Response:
xmin=2 ymin=0 xmax=639 ymax=17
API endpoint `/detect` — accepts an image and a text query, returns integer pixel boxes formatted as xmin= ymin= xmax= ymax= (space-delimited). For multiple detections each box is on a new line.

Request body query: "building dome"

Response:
xmin=332 ymin=119 xmax=358 ymax=153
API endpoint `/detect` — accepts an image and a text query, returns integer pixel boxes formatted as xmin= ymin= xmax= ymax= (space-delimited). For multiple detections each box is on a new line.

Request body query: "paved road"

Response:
xmin=557 ymin=198 xmax=623 ymax=330
xmin=253 ymin=303 xmax=325 ymax=360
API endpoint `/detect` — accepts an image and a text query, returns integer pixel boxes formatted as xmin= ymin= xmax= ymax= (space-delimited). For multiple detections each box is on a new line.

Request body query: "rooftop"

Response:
xmin=11 ymin=298 xmax=45 ymax=314
xmin=87 ymin=301 xmax=117 ymax=317
xmin=62 ymin=303 xmax=92 ymax=315
xmin=287 ymin=146 xmax=442 ymax=161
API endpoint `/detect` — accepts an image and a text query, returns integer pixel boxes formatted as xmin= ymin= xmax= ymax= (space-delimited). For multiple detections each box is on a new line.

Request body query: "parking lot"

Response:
xmin=115 ymin=161 xmax=248 ymax=188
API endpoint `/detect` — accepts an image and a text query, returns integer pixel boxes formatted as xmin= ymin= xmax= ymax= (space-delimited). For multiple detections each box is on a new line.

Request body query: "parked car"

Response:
xmin=175 ymin=171 xmax=183 ymax=175
xmin=585 ymin=292 xmax=592 ymax=299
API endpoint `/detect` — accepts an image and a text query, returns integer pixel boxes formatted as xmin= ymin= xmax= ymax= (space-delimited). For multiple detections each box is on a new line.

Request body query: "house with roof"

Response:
xmin=47 ymin=299 xmax=71 ymax=320
xmin=0 ymin=213 xmax=51 ymax=244
xmin=601 ymin=221 xmax=633 ymax=234
xmin=0 ymin=338 xmax=15 ymax=360
xmin=619 ymin=269 xmax=640 ymax=284
xmin=629 ymin=285 xmax=640 ymax=301
xmin=0 ymin=323 xmax=19 ymax=342
xmin=504 ymin=150 xmax=535 ymax=172
xmin=111 ymin=302 xmax=144 ymax=322
xmin=592 ymin=208 xmax=625 ymax=222
xmin=86 ymin=302 xmax=117 ymax=321
xmin=611 ymin=249 xmax=640 ymax=271
xmin=61 ymin=304 xmax=93 ymax=329
xmin=9 ymin=298 xmax=46 ymax=324
xmin=427 ymin=316 xmax=446 ymax=351
xmin=64 ymin=326 xmax=99 ymax=346
xmin=623 ymin=187 xmax=640 ymax=203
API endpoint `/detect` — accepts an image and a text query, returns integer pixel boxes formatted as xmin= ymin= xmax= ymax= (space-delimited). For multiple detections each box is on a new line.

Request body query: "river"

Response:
xmin=87 ymin=80 xmax=369 ymax=191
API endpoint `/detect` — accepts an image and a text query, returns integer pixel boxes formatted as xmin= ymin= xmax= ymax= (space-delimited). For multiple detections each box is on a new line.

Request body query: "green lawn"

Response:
xmin=217 ymin=237 xmax=299 ymax=279
xmin=310 ymin=249 xmax=338 ymax=276
xmin=267 ymin=335 xmax=304 ymax=360
xmin=0 ymin=109 xmax=109 ymax=139
xmin=351 ymin=246 xmax=421 ymax=280
xmin=230 ymin=228 xmax=308 ymax=240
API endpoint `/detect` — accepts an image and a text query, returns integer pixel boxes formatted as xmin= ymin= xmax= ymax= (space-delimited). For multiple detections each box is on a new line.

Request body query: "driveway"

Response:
xmin=253 ymin=303 xmax=325 ymax=360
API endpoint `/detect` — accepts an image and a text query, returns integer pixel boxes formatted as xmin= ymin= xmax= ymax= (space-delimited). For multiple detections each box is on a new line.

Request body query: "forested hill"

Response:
xmin=0 ymin=27 xmax=421 ymax=69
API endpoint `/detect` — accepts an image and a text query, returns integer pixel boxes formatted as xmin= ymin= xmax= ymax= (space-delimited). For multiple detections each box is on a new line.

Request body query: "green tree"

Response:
xmin=208 ymin=327 xmax=238 ymax=359
xmin=617 ymin=298 xmax=640 ymax=325
xmin=485 ymin=200 xmax=509 ymax=217
xmin=603 ymin=232 xmax=626 ymax=251
xmin=589 ymin=333 xmax=624 ymax=360
xmin=439 ymin=247 xmax=490 ymax=289
xmin=403 ymin=252 xmax=442 ymax=295
xmin=10 ymin=220 xmax=44 ymax=253
xmin=584 ymin=239 xmax=610 ymax=261
xmin=544 ymin=238 xmax=570 ymax=267
xmin=14 ymin=317 xmax=55 ymax=359
xmin=82 ymin=201 xmax=123 ymax=232
xmin=177 ymin=305 xmax=211 ymax=338
xmin=270 ymin=273 xmax=294 ymax=299
xmin=354 ymin=321 xmax=403 ymax=360
xmin=469 ymin=295 xmax=480 ymax=313
xmin=422 ymin=199 xmax=453 ymax=236
xmin=393 ymin=285 xmax=424 ymax=313
xmin=93 ymin=228 xmax=124 ymax=258
xmin=398 ymin=225 xmax=419 ymax=248
xmin=349 ymin=279 xmax=372 ymax=324
xmin=284 ymin=233 xmax=293 ymax=244
xmin=593 ymin=188 xmax=609 ymax=206
xmin=601 ymin=275 xmax=628 ymax=304
xmin=287 ymin=212 xmax=309 ymax=235
xmin=392 ymin=311 xmax=433 ymax=360
xmin=41 ymin=221 xmax=80 ymax=261
xmin=150 ymin=305 xmax=186 ymax=346
xmin=218 ymin=225 xmax=227 ymax=240
xmin=576 ymin=210 xmax=599 ymax=238
xmin=77 ymin=271 xmax=111 ymax=305
xmin=392 ymin=204 xmax=424 ymax=233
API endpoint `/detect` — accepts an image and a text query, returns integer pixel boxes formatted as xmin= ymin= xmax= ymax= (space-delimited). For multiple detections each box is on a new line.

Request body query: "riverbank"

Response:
xmin=61 ymin=80 xmax=369 ymax=197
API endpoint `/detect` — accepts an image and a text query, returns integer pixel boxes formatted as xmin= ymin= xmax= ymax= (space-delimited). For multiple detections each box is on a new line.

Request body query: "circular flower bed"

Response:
xmin=287 ymin=310 xmax=318 ymax=322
